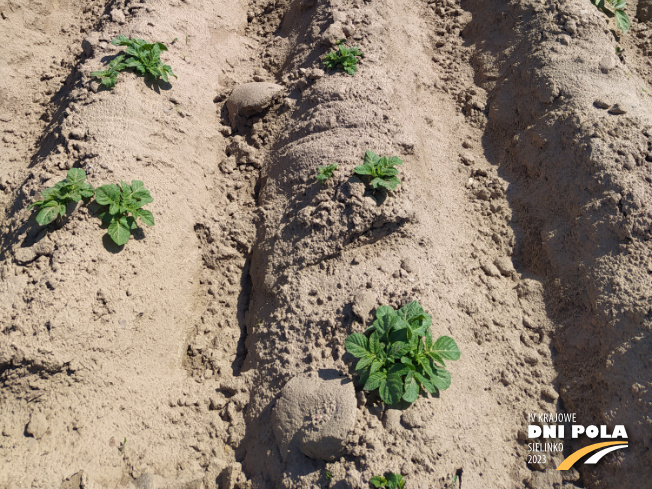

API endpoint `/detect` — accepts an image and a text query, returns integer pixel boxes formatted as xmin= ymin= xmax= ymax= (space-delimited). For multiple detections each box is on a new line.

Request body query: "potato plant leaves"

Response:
xmin=316 ymin=163 xmax=338 ymax=183
xmin=370 ymin=473 xmax=406 ymax=489
xmin=29 ymin=168 xmax=95 ymax=226
xmin=323 ymin=40 xmax=363 ymax=75
xmin=345 ymin=301 xmax=460 ymax=405
xmin=592 ymin=0 xmax=630 ymax=33
xmin=95 ymin=180 xmax=154 ymax=246
xmin=92 ymin=36 xmax=176 ymax=88
xmin=354 ymin=150 xmax=403 ymax=191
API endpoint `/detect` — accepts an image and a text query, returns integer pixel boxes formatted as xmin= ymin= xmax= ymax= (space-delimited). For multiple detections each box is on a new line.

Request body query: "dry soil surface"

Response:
xmin=0 ymin=0 xmax=650 ymax=489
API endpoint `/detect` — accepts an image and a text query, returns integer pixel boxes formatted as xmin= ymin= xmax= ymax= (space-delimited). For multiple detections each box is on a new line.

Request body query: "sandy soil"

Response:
xmin=0 ymin=0 xmax=650 ymax=488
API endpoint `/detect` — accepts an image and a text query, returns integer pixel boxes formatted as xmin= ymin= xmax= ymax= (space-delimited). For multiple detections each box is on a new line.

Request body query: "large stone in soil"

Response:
xmin=272 ymin=371 xmax=357 ymax=461
xmin=226 ymin=82 xmax=283 ymax=126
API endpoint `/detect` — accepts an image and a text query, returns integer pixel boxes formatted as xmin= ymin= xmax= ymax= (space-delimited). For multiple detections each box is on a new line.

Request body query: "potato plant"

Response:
xmin=592 ymin=0 xmax=630 ymax=33
xmin=95 ymin=180 xmax=154 ymax=246
xmin=370 ymin=473 xmax=406 ymax=489
xmin=92 ymin=35 xmax=176 ymax=88
xmin=345 ymin=301 xmax=460 ymax=405
xmin=316 ymin=163 xmax=338 ymax=184
xmin=354 ymin=150 xmax=403 ymax=191
xmin=29 ymin=168 xmax=94 ymax=225
xmin=323 ymin=40 xmax=363 ymax=75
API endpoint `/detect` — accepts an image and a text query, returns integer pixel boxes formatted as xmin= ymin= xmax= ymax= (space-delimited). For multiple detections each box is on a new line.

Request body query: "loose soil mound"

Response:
xmin=0 ymin=0 xmax=650 ymax=488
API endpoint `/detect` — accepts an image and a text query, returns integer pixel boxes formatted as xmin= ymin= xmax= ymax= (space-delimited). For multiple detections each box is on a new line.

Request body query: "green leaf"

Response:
xmin=126 ymin=215 xmax=138 ymax=230
xmin=95 ymin=184 xmax=121 ymax=206
xmin=375 ymin=305 xmax=395 ymax=318
xmin=132 ymin=188 xmax=152 ymax=201
xmin=108 ymin=216 xmax=131 ymax=246
xmin=615 ymin=9 xmax=630 ymax=32
xmin=111 ymin=35 xmax=131 ymax=46
xmin=36 ymin=203 xmax=61 ymax=225
xmin=353 ymin=164 xmax=373 ymax=176
xmin=372 ymin=312 xmax=398 ymax=339
xmin=399 ymin=301 xmax=431 ymax=328
xmin=385 ymin=473 xmax=406 ymax=489
xmin=364 ymin=370 xmax=386 ymax=391
xmin=402 ymin=371 xmax=419 ymax=403
xmin=429 ymin=367 xmax=451 ymax=391
xmin=400 ymin=356 xmax=414 ymax=367
xmin=379 ymin=374 xmax=403 ymax=405
xmin=137 ymin=209 xmax=155 ymax=226
xmin=414 ymin=371 xmax=436 ymax=394
xmin=426 ymin=351 xmax=446 ymax=367
xmin=432 ymin=336 xmax=461 ymax=360
xmin=100 ymin=74 xmax=118 ymax=88
xmin=369 ymin=331 xmax=381 ymax=355
xmin=345 ymin=333 xmax=369 ymax=358
xmin=417 ymin=352 xmax=435 ymax=376
xmin=354 ymin=355 xmax=374 ymax=371
xmin=66 ymin=168 xmax=86 ymax=187
xmin=387 ymin=341 xmax=410 ymax=360
xmin=364 ymin=150 xmax=380 ymax=167
xmin=369 ymin=476 xmax=387 ymax=488
xmin=387 ymin=363 xmax=410 ymax=377
xmin=373 ymin=176 xmax=401 ymax=190
xmin=369 ymin=360 xmax=383 ymax=375
xmin=79 ymin=185 xmax=95 ymax=199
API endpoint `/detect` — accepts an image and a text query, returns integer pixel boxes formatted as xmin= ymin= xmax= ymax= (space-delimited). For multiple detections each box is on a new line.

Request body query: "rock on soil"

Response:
xmin=272 ymin=372 xmax=357 ymax=461
xmin=226 ymin=82 xmax=284 ymax=126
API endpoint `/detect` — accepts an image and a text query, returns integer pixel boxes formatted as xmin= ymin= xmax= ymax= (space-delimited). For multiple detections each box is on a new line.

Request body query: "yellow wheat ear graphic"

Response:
xmin=556 ymin=441 xmax=628 ymax=470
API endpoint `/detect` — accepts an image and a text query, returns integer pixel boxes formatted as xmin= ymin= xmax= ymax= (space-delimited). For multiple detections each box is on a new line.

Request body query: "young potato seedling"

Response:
xmin=316 ymin=163 xmax=338 ymax=184
xmin=370 ymin=473 xmax=406 ymax=489
xmin=345 ymin=301 xmax=460 ymax=405
xmin=323 ymin=40 xmax=363 ymax=75
xmin=354 ymin=150 xmax=403 ymax=191
xmin=592 ymin=0 xmax=630 ymax=33
xmin=95 ymin=180 xmax=155 ymax=246
xmin=92 ymin=35 xmax=176 ymax=88
xmin=29 ymin=168 xmax=95 ymax=226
